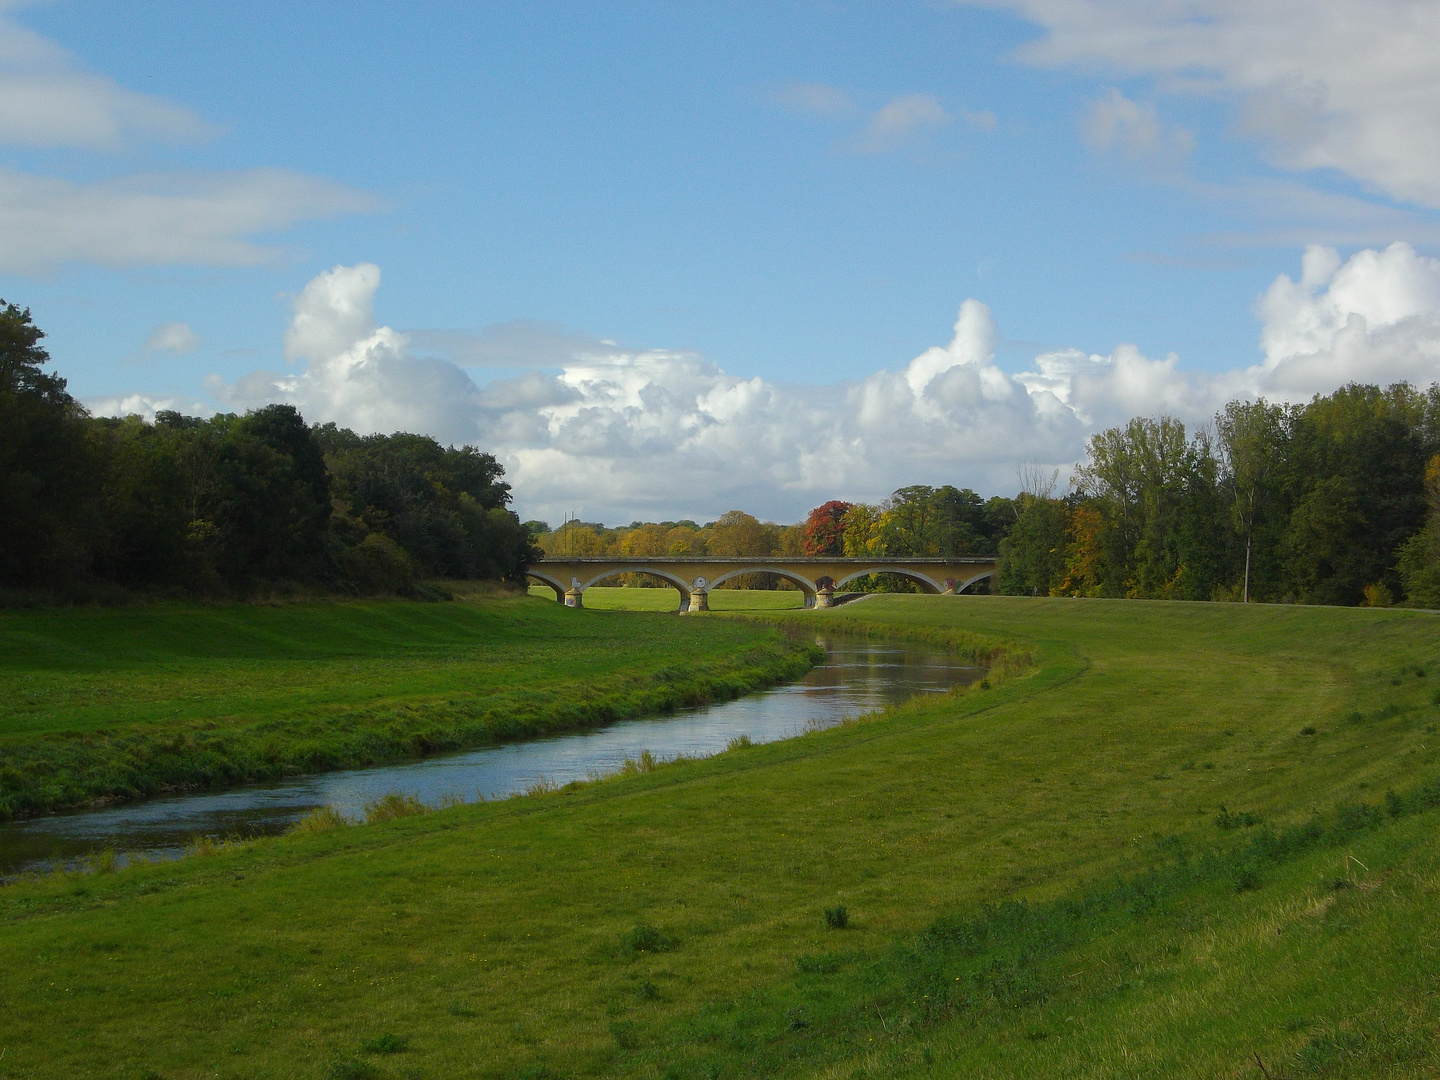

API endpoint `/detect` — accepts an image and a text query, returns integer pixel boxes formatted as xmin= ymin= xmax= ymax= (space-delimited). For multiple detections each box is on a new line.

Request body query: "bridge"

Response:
xmin=527 ymin=556 xmax=998 ymax=611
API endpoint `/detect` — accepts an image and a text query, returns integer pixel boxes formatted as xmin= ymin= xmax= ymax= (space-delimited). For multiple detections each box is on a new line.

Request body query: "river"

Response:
xmin=0 ymin=637 xmax=982 ymax=877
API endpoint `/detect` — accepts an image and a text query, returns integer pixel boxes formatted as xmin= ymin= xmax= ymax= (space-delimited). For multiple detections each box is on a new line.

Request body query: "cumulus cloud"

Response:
xmin=83 ymin=391 xmax=211 ymax=420
xmin=140 ymin=322 xmax=200 ymax=358
xmin=192 ymin=248 xmax=1440 ymax=524
xmin=0 ymin=169 xmax=377 ymax=273
xmin=980 ymin=0 xmax=1440 ymax=206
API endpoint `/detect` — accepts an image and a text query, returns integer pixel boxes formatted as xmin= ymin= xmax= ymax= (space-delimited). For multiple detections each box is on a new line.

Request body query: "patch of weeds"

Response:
xmin=1426 ymin=723 xmax=1437 ymax=734
xmin=523 ymin=776 xmax=558 ymax=796
xmin=1376 ymin=703 xmax=1404 ymax=720
xmin=361 ymin=1033 xmax=407 ymax=1054
xmin=1430 ymin=687 xmax=1440 ymax=706
xmin=1180 ymin=761 xmax=1195 ymax=771
xmin=1224 ymin=729 xmax=1235 ymax=736
xmin=1202 ymin=761 xmax=1216 ymax=770
xmin=89 ymin=848 xmax=118 ymax=874
xmin=362 ymin=793 xmax=426 ymax=824
xmin=1345 ymin=709 xmax=1364 ymax=724
xmin=1300 ymin=725 xmax=1317 ymax=736
xmin=725 ymin=734 xmax=753 ymax=751
xmin=823 ymin=905 xmax=849 ymax=929
xmin=445 ymin=1002 xmax=477 ymax=1018
xmin=1286 ymin=1015 xmax=1311 ymax=1032
xmin=1385 ymin=790 xmax=1407 ymax=818
xmin=796 ymin=953 xmax=848 ymax=975
xmin=1025 ymin=1029 xmax=1050 ymax=1041
xmin=610 ymin=1020 xmax=640 ymax=1050
xmin=1233 ymin=860 xmax=1261 ymax=891
xmin=622 ymin=923 xmax=679 ymax=955
xmin=787 ymin=1006 xmax=810 ymax=1031
xmin=329 ymin=1060 xmax=382 ymax=1080
xmin=618 ymin=750 xmax=659 ymax=776
xmin=289 ymin=806 xmax=349 ymax=834
xmin=1215 ymin=805 xmax=1263 ymax=829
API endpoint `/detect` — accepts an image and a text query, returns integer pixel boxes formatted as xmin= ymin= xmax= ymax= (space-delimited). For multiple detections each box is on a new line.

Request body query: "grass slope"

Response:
xmin=2 ymin=596 xmax=1439 ymax=1080
xmin=0 ymin=596 xmax=818 ymax=817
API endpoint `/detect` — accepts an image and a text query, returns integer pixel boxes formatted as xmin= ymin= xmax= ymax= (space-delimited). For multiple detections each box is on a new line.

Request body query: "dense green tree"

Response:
xmin=0 ymin=302 xmax=99 ymax=587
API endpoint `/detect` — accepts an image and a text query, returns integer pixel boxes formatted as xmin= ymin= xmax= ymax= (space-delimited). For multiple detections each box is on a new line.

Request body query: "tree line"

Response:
xmin=537 ymin=383 xmax=1440 ymax=609
xmin=997 ymin=383 xmax=1440 ymax=606
xmin=1 ymin=302 xmax=535 ymax=598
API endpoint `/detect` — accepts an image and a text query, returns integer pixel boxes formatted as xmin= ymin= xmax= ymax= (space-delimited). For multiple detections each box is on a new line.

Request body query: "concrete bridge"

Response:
xmin=527 ymin=556 xmax=998 ymax=611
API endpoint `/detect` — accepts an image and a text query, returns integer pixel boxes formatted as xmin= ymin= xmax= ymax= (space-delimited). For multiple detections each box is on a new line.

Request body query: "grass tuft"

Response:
xmin=289 ymin=806 xmax=350 ymax=835
xmin=362 ymin=793 xmax=426 ymax=823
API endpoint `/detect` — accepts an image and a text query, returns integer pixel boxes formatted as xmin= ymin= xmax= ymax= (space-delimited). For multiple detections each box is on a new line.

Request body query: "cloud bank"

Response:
xmin=984 ymin=0 xmax=1440 ymax=207
xmin=164 ymin=244 xmax=1440 ymax=525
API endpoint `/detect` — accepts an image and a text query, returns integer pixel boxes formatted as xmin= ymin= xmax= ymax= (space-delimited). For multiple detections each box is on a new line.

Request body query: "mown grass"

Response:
xmin=0 ymin=595 xmax=819 ymax=817
xmin=1 ymin=595 xmax=1438 ymax=1079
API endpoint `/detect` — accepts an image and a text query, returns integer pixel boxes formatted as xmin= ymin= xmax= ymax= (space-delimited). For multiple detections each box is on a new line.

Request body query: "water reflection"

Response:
xmin=0 ymin=638 xmax=982 ymax=876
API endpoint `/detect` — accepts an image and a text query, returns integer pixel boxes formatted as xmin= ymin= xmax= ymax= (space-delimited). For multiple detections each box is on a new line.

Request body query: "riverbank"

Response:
xmin=3 ymin=596 xmax=1438 ymax=1079
xmin=0 ymin=597 xmax=821 ymax=818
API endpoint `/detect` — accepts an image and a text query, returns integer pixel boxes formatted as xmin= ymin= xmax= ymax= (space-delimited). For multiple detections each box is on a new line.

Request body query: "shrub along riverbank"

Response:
xmin=0 ymin=595 xmax=821 ymax=818
xmin=2 ymin=595 xmax=1439 ymax=1078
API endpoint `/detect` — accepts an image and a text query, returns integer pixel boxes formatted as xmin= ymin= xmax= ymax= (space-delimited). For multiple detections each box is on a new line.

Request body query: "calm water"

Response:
xmin=0 ymin=638 xmax=982 ymax=877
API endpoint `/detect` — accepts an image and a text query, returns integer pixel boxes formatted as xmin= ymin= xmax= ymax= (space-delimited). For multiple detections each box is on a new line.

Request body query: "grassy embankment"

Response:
xmin=3 ymin=596 xmax=1440 ymax=1078
xmin=0 ymin=595 xmax=819 ymax=818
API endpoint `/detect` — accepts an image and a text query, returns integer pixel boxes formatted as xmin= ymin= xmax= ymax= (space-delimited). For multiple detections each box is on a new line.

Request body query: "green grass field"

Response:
xmin=2 ymin=595 xmax=1439 ymax=1079
xmin=0 ymin=595 xmax=818 ymax=817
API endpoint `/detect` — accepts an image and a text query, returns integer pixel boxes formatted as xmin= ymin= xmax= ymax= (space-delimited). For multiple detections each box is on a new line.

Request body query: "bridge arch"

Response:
xmin=525 ymin=568 xmax=568 ymax=602
xmin=706 ymin=566 xmax=818 ymax=602
xmin=579 ymin=566 xmax=696 ymax=602
xmin=958 ymin=569 xmax=995 ymax=594
xmin=835 ymin=566 xmax=947 ymax=594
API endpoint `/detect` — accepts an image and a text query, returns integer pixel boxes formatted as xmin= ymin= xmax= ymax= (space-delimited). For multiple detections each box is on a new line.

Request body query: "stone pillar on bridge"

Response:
xmin=942 ymin=578 xmax=958 ymax=596
xmin=563 ymin=577 xmax=584 ymax=608
xmin=814 ymin=577 xmax=836 ymax=608
xmin=687 ymin=577 xmax=710 ymax=613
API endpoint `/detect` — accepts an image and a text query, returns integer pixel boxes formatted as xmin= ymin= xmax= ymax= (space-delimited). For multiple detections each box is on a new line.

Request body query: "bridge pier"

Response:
xmin=814 ymin=585 xmax=836 ymax=609
xmin=688 ymin=588 xmax=709 ymax=612
xmin=563 ymin=587 xmax=584 ymax=608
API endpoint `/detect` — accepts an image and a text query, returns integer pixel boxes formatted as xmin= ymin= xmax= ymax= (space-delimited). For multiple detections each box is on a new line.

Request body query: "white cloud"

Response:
xmin=777 ymin=84 xmax=970 ymax=154
xmin=84 ymin=391 xmax=211 ymax=420
xmin=194 ymin=249 xmax=1440 ymax=524
xmin=0 ymin=9 xmax=375 ymax=274
xmin=0 ymin=169 xmax=377 ymax=273
xmin=141 ymin=322 xmax=200 ymax=358
xmin=1082 ymin=88 xmax=1195 ymax=162
xmin=851 ymin=94 xmax=950 ymax=153
xmin=0 ymin=8 xmax=211 ymax=149
xmin=980 ymin=0 xmax=1440 ymax=206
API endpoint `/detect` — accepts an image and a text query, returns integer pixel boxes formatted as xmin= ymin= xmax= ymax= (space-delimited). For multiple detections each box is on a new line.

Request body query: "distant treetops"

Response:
xmin=0 ymin=300 xmax=536 ymax=597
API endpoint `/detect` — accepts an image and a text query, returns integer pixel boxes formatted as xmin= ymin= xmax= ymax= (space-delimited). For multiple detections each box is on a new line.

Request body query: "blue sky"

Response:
xmin=6 ymin=1 xmax=1440 ymax=522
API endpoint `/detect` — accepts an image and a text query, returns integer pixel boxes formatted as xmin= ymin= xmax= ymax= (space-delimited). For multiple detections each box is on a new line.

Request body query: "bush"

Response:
xmin=725 ymin=734 xmax=753 ymax=750
xmin=338 ymin=532 xmax=415 ymax=594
